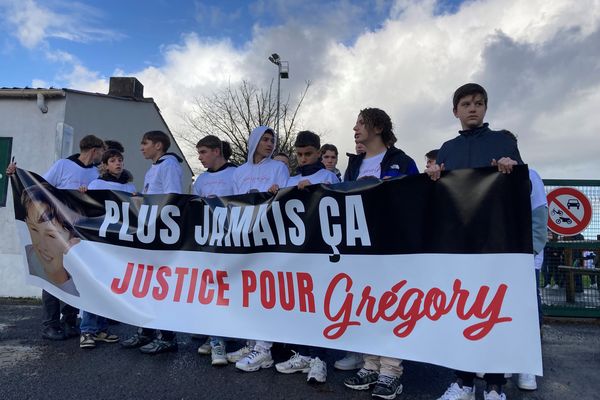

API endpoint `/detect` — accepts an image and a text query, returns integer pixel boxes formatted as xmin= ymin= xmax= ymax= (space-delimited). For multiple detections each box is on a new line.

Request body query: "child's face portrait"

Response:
xmin=321 ymin=150 xmax=338 ymax=170
xmin=295 ymin=146 xmax=320 ymax=167
xmin=255 ymin=132 xmax=275 ymax=160
xmin=25 ymin=201 xmax=72 ymax=284
xmin=106 ymin=155 xmax=124 ymax=176
xmin=140 ymin=139 xmax=162 ymax=160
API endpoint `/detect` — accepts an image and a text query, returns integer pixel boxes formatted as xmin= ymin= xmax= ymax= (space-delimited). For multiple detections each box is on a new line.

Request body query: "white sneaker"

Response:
xmin=197 ymin=337 xmax=211 ymax=355
xmin=483 ymin=390 xmax=506 ymax=400
xmin=211 ymin=342 xmax=228 ymax=366
xmin=517 ymin=373 xmax=537 ymax=390
xmin=275 ymin=351 xmax=312 ymax=374
xmin=334 ymin=352 xmax=364 ymax=370
xmin=307 ymin=357 xmax=327 ymax=383
xmin=235 ymin=348 xmax=273 ymax=372
xmin=226 ymin=344 xmax=252 ymax=363
xmin=437 ymin=382 xmax=475 ymax=400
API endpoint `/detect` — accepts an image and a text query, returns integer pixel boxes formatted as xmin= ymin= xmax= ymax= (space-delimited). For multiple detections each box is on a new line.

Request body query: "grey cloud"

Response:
xmin=474 ymin=27 xmax=600 ymax=177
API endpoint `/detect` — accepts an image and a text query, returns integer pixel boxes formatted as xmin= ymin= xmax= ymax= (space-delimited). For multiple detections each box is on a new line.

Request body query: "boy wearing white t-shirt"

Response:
xmin=191 ymin=135 xmax=236 ymax=366
xmin=121 ymin=130 xmax=183 ymax=355
xmin=286 ymin=131 xmax=339 ymax=189
xmin=274 ymin=131 xmax=339 ymax=383
xmin=79 ymin=148 xmax=136 ymax=349
xmin=343 ymin=108 xmax=417 ymax=400
xmin=192 ymin=135 xmax=236 ymax=198
xmin=229 ymin=126 xmax=288 ymax=372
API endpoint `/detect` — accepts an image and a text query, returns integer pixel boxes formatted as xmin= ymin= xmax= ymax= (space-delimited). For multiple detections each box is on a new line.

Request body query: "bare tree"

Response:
xmin=178 ymin=79 xmax=310 ymax=167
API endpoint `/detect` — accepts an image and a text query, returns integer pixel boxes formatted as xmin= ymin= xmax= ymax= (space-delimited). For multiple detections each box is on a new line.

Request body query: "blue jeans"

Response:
xmin=80 ymin=311 xmax=108 ymax=334
xmin=210 ymin=336 xmax=225 ymax=347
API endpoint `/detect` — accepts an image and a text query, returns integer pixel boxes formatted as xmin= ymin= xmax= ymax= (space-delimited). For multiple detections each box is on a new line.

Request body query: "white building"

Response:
xmin=0 ymin=77 xmax=193 ymax=297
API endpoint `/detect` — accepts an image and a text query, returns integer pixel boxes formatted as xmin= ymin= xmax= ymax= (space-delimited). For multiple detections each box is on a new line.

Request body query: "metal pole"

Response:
xmin=276 ymin=63 xmax=281 ymax=135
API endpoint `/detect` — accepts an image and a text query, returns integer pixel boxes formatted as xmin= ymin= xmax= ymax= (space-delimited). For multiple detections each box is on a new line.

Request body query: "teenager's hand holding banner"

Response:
xmin=11 ymin=166 xmax=541 ymax=375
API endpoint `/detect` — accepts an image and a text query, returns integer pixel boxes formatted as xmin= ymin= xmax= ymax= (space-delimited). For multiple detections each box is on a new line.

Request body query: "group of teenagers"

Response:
xmin=7 ymin=82 xmax=548 ymax=400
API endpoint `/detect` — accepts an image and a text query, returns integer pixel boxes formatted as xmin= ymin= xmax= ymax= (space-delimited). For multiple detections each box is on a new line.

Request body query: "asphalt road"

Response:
xmin=0 ymin=299 xmax=598 ymax=400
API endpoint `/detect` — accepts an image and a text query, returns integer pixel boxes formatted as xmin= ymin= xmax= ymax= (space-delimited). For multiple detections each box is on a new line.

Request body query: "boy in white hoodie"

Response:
xmin=229 ymin=126 xmax=288 ymax=372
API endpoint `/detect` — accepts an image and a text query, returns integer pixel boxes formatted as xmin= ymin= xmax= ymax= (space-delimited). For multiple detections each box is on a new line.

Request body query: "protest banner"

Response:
xmin=11 ymin=165 xmax=541 ymax=374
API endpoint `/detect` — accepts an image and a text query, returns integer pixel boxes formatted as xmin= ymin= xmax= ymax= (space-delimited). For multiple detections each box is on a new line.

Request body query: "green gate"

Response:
xmin=541 ymin=179 xmax=600 ymax=317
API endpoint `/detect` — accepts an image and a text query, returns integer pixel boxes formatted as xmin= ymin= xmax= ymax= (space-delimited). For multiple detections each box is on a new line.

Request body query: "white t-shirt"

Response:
xmin=357 ymin=151 xmax=385 ymax=180
xmin=43 ymin=157 xmax=99 ymax=190
xmin=529 ymin=169 xmax=547 ymax=210
xmin=193 ymin=165 xmax=237 ymax=197
xmin=534 ymin=252 xmax=544 ymax=270
xmin=143 ymin=154 xmax=183 ymax=194
xmin=287 ymin=168 xmax=340 ymax=187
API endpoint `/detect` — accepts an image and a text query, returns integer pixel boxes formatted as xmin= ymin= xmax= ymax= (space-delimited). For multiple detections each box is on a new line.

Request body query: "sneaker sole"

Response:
xmin=94 ymin=338 xmax=119 ymax=343
xmin=372 ymin=383 xmax=403 ymax=400
xmin=518 ymin=383 xmax=537 ymax=391
xmin=344 ymin=381 xmax=377 ymax=390
xmin=198 ymin=348 xmax=211 ymax=355
xmin=80 ymin=343 xmax=96 ymax=349
xmin=211 ymin=358 xmax=228 ymax=366
xmin=307 ymin=376 xmax=326 ymax=384
xmin=139 ymin=345 xmax=178 ymax=355
xmin=275 ymin=366 xmax=311 ymax=374
xmin=235 ymin=360 xmax=274 ymax=372
xmin=226 ymin=352 xmax=250 ymax=363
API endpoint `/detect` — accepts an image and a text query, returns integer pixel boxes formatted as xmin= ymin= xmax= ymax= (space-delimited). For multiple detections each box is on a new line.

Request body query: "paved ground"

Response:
xmin=0 ymin=298 xmax=599 ymax=400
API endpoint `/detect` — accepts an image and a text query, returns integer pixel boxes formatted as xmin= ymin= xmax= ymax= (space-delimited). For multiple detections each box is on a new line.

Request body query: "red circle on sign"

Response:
xmin=546 ymin=187 xmax=592 ymax=236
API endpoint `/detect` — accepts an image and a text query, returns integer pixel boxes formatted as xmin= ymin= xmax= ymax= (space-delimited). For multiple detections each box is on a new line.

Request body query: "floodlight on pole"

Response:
xmin=268 ymin=53 xmax=289 ymax=136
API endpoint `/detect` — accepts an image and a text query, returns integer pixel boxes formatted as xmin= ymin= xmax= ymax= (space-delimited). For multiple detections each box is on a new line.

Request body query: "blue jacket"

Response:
xmin=437 ymin=123 xmax=524 ymax=170
xmin=344 ymin=146 xmax=418 ymax=182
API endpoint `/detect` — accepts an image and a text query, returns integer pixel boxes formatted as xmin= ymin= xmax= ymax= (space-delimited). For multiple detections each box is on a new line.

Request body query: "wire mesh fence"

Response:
xmin=541 ymin=180 xmax=600 ymax=317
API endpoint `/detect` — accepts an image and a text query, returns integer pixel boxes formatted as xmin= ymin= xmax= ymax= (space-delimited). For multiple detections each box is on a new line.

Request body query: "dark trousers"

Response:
xmin=455 ymin=371 xmax=506 ymax=387
xmin=138 ymin=327 xmax=176 ymax=341
xmin=42 ymin=290 xmax=78 ymax=328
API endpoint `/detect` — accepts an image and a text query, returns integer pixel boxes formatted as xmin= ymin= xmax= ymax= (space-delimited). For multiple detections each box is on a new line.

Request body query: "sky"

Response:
xmin=1 ymin=0 xmax=599 ymax=179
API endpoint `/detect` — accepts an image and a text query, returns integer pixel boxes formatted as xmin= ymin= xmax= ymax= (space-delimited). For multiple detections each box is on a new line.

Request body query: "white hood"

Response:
xmin=247 ymin=126 xmax=277 ymax=164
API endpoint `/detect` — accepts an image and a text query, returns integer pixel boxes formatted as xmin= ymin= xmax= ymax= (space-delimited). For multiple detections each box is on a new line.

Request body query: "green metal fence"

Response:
xmin=541 ymin=179 xmax=600 ymax=317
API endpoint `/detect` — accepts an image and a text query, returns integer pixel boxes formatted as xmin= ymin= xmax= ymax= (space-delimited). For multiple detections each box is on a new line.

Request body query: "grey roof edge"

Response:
xmin=0 ymin=87 xmax=154 ymax=103
xmin=0 ymin=88 xmax=66 ymax=98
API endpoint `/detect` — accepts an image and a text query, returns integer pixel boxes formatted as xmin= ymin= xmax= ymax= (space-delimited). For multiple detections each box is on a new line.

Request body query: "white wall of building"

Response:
xmin=0 ymin=94 xmax=67 ymax=297
xmin=0 ymin=91 xmax=192 ymax=297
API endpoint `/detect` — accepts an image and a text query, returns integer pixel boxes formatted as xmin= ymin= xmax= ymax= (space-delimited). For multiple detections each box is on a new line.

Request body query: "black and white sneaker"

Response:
xmin=372 ymin=374 xmax=403 ymax=399
xmin=79 ymin=333 xmax=96 ymax=349
xmin=139 ymin=337 xmax=178 ymax=354
xmin=344 ymin=368 xmax=379 ymax=390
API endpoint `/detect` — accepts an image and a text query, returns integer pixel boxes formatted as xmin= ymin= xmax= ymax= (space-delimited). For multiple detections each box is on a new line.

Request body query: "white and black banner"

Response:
xmin=11 ymin=166 xmax=541 ymax=374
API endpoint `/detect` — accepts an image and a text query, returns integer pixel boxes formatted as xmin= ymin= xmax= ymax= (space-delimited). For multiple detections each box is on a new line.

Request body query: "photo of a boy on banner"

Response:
xmin=21 ymin=183 xmax=82 ymax=296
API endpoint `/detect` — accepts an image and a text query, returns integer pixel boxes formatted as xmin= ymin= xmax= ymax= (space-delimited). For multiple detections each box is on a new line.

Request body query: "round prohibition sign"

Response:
xmin=546 ymin=187 xmax=592 ymax=236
